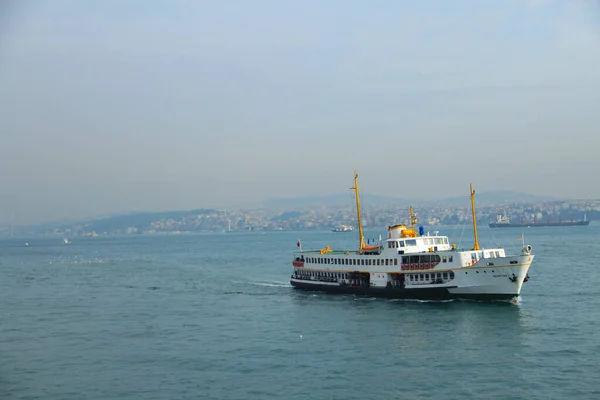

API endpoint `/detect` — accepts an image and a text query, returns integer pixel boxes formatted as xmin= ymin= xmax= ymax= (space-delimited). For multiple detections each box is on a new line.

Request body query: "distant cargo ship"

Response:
xmin=489 ymin=213 xmax=590 ymax=228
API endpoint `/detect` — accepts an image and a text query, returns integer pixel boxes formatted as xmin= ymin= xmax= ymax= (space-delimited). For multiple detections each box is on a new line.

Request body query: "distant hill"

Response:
xmin=31 ymin=209 xmax=220 ymax=235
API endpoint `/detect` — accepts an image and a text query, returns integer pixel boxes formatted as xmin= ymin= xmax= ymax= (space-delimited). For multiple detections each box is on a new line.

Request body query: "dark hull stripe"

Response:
xmin=290 ymin=280 xmax=518 ymax=301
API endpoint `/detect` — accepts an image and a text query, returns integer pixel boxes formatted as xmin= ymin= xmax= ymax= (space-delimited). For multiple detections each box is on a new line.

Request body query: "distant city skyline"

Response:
xmin=1 ymin=0 xmax=600 ymax=225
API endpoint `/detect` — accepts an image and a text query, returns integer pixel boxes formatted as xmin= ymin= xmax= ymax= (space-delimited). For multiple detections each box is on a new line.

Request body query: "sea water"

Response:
xmin=1 ymin=225 xmax=599 ymax=399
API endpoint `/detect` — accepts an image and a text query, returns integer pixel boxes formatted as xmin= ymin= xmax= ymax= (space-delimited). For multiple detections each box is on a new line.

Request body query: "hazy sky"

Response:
xmin=1 ymin=0 xmax=600 ymax=225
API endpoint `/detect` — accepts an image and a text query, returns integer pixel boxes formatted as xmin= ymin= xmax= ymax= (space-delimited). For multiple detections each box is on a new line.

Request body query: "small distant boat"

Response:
xmin=62 ymin=238 xmax=69 ymax=244
xmin=332 ymin=225 xmax=354 ymax=232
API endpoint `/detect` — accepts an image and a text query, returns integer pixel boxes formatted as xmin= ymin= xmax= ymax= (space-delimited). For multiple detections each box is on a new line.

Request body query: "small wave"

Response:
xmin=51 ymin=257 xmax=110 ymax=265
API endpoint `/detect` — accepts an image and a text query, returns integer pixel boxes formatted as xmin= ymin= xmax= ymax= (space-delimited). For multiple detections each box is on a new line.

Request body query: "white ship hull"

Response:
xmin=291 ymin=254 xmax=533 ymax=301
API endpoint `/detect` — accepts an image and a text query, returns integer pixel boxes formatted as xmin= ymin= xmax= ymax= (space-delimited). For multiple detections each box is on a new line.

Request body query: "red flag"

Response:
xmin=297 ymin=240 xmax=301 ymax=248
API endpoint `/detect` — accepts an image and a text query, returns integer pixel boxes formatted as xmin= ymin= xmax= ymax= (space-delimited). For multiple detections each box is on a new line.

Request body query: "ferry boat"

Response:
xmin=290 ymin=172 xmax=534 ymax=301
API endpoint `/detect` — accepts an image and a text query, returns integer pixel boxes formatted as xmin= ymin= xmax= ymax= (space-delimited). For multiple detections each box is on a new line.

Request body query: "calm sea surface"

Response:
xmin=2 ymin=225 xmax=600 ymax=400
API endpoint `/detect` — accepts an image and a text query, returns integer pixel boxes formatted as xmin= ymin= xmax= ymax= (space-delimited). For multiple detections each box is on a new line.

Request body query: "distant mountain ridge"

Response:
xmin=261 ymin=193 xmax=412 ymax=209
xmin=262 ymin=190 xmax=556 ymax=209
xmin=430 ymin=191 xmax=556 ymax=206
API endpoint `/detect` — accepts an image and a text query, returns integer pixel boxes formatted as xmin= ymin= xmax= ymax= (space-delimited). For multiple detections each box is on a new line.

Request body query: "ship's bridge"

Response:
xmin=386 ymin=225 xmax=452 ymax=254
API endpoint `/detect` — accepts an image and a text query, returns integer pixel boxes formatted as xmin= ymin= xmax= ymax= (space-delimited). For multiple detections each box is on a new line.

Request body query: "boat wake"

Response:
xmin=249 ymin=281 xmax=292 ymax=288
xmin=388 ymin=298 xmax=458 ymax=304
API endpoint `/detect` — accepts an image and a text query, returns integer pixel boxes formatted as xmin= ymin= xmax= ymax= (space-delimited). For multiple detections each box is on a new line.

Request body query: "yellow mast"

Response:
xmin=409 ymin=206 xmax=417 ymax=231
xmin=470 ymin=183 xmax=480 ymax=250
xmin=350 ymin=171 xmax=367 ymax=252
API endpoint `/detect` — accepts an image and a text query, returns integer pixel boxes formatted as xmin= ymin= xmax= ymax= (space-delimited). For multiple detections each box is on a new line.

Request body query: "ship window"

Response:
xmin=443 ymin=272 xmax=448 ymax=279
xmin=388 ymin=242 xmax=391 ymax=248
xmin=406 ymin=239 xmax=417 ymax=246
xmin=443 ymin=238 xmax=448 ymax=244
xmin=449 ymin=256 xmax=454 ymax=262
xmin=442 ymin=256 xmax=447 ymax=263
xmin=419 ymin=274 xmax=424 ymax=281
xmin=450 ymin=271 xmax=455 ymax=279
xmin=399 ymin=241 xmax=405 ymax=247
xmin=394 ymin=259 xmax=398 ymax=265
xmin=425 ymin=274 xmax=429 ymax=280
xmin=495 ymin=251 xmax=500 ymax=258
xmin=385 ymin=259 xmax=389 ymax=266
